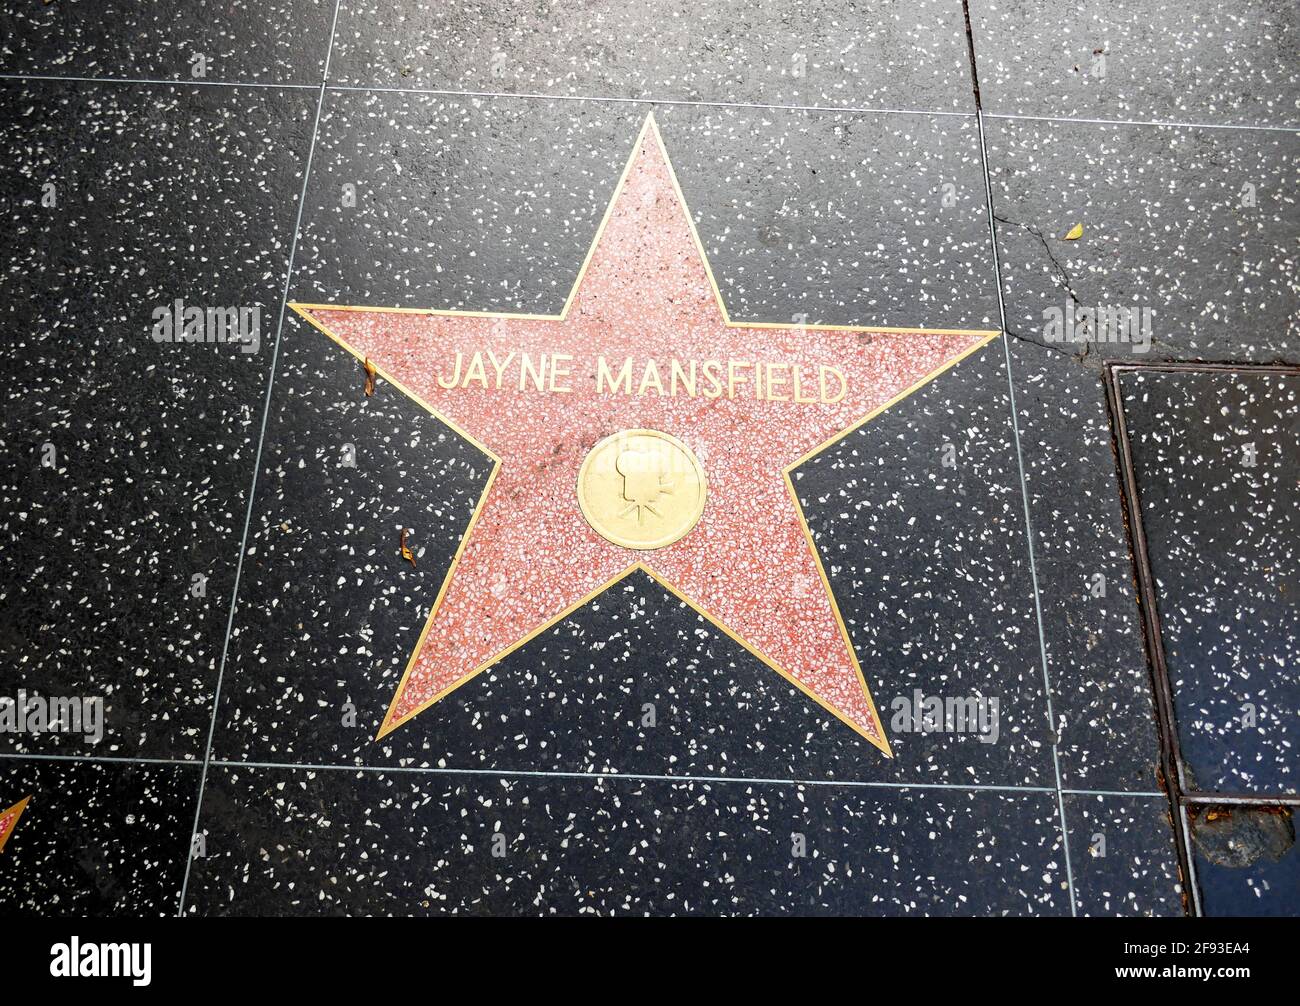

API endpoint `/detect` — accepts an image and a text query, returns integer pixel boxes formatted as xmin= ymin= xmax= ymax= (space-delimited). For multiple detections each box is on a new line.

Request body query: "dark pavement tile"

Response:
xmin=971 ymin=0 xmax=1300 ymax=127
xmin=0 ymin=757 xmax=197 ymax=917
xmin=185 ymin=763 xmax=1069 ymax=915
xmin=1006 ymin=343 xmax=1162 ymax=792
xmin=331 ymin=0 xmax=975 ymax=112
xmin=1188 ymin=803 xmax=1298 ymax=916
xmin=1119 ymin=367 xmax=1299 ymax=797
xmin=0 ymin=80 xmax=316 ymax=759
xmin=0 ymin=0 xmax=334 ymax=85
xmin=290 ymin=92 xmax=998 ymax=329
xmin=1065 ymin=792 xmax=1183 ymax=916
xmin=987 ymin=117 xmax=1299 ymax=365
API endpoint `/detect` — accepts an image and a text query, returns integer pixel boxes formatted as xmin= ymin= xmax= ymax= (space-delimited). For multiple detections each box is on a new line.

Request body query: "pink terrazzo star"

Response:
xmin=294 ymin=114 xmax=997 ymax=754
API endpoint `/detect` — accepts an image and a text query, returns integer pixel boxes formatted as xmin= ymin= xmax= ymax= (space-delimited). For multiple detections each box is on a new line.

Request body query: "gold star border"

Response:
xmin=290 ymin=113 xmax=1001 ymax=756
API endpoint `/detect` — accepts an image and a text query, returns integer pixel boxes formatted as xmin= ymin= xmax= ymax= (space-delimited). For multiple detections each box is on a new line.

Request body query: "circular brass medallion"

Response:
xmin=577 ymin=429 xmax=707 ymax=550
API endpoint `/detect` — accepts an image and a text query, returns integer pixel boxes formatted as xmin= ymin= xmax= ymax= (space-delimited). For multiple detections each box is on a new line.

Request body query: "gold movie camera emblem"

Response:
xmin=577 ymin=429 xmax=707 ymax=550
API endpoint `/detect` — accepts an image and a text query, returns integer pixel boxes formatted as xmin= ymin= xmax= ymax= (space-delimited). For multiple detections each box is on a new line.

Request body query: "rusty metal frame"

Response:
xmin=1104 ymin=359 xmax=1300 ymax=918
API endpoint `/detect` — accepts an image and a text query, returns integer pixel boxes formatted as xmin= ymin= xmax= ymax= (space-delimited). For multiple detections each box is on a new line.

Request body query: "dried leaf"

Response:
xmin=363 ymin=357 xmax=377 ymax=397
xmin=400 ymin=528 xmax=416 ymax=568
xmin=1064 ymin=223 xmax=1084 ymax=241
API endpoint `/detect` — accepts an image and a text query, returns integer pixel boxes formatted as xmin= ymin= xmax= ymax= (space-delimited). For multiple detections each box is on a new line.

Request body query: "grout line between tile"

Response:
xmin=983 ymin=110 xmax=1300 ymax=134
xmin=322 ymin=82 xmax=975 ymax=119
xmin=7 ymin=71 xmax=1293 ymax=134
xmin=0 ymin=752 xmax=197 ymax=767
xmin=963 ymin=1 xmax=1078 ymax=916
xmin=173 ymin=0 xmax=345 ymax=919
xmin=977 ymin=114 xmax=1078 ymax=916
xmin=0 ymin=71 xmax=318 ymax=90
xmin=2 ymin=751 xmax=1170 ymax=799
xmin=210 ymin=759 xmax=1059 ymax=794
xmin=1060 ymin=789 xmax=1167 ymax=799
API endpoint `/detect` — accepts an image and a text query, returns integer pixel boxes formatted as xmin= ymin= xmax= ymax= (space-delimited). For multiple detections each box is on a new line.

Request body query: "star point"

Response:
xmin=0 ymin=795 xmax=31 ymax=856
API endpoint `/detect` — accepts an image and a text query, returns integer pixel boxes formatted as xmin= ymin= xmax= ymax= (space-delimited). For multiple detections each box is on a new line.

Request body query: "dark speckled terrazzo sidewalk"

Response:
xmin=0 ymin=0 xmax=1296 ymax=918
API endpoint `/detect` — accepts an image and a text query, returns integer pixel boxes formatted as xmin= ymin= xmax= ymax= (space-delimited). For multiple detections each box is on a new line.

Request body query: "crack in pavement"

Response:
xmin=1004 ymin=327 xmax=1098 ymax=368
xmin=993 ymin=212 xmax=1084 ymax=307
